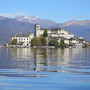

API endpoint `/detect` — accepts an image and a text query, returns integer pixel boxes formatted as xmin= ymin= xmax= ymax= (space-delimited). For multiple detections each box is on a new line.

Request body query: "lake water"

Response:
xmin=0 ymin=48 xmax=90 ymax=90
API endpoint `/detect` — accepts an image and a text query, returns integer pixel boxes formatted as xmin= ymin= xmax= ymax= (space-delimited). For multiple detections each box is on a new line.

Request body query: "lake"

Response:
xmin=0 ymin=48 xmax=90 ymax=90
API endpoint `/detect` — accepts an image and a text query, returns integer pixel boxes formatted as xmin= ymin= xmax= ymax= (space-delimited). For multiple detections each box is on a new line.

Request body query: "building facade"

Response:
xmin=35 ymin=23 xmax=41 ymax=37
xmin=9 ymin=24 xmax=86 ymax=48
xmin=35 ymin=24 xmax=74 ymax=39
xmin=35 ymin=24 xmax=77 ymax=45
xmin=11 ymin=32 xmax=34 ymax=46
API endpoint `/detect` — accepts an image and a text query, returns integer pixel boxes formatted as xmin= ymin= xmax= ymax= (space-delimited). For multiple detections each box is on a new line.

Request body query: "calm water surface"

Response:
xmin=0 ymin=48 xmax=90 ymax=90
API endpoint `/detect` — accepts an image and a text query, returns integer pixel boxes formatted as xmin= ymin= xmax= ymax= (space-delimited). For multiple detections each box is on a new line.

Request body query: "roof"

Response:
xmin=69 ymin=38 xmax=76 ymax=40
xmin=40 ymin=29 xmax=51 ymax=30
xmin=36 ymin=23 xmax=40 ymax=25
xmin=14 ymin=33 xmax=30 ymax=37
xmin=49 ymin=37 xmax=59 ymax=39
xmin=29 ymin=32 xmax=33 ymax=33
xmin=40 ymin=28 xmax=67 ymax=32
xmin=51 ymin=28 xmax=62 ymax=31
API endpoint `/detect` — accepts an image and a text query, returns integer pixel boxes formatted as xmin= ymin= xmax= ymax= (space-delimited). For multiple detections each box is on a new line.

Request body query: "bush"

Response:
xmin=49 ymin=40 xmax=59 ymax=48
xmin=11 ymin=39 xmax=17 ymax=45
xmin=31 ymin=38 xmax=41 ymax=46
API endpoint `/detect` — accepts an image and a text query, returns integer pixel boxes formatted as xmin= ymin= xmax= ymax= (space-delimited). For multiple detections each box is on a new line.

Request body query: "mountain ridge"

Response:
xmin=0 ymin=15 xmax=90 ymax=45
xmin=61 ymin=19 xmax=90 ymax=27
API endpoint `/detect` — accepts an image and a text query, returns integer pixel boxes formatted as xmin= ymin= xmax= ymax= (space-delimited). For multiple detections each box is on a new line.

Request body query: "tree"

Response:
xmin=49 ymin=40 xmax=54 ymax=46
xmin=49 ymin=40 xmax=59 ymax=48
xmin=60 ymin=39 xmax=66 ymax=48
xmin=41 ymin=37 xmax=47 ymax=45
xmin=40 ymin=35 xmax=47 ymax=46
xmin=11 ymin=39 xmax=17 ymax=45
xmin=31 ymin=38 xmax=41 ymax=46
xmin=43 ymin=30 xmax=48 ymax=37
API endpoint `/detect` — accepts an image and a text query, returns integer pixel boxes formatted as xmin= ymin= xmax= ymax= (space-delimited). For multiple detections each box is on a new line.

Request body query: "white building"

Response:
xmin=10 ymin=24 xmax=86 ymax=47
xmin=74 ymin=43 xmax=84 ymax=48
xmin=11 ymin=32 xmax=34 ymax=46
xmin=35 ymin=24 xmax=74 ymax=39
xmin=62 ymin=38 xmax=78 ymax=45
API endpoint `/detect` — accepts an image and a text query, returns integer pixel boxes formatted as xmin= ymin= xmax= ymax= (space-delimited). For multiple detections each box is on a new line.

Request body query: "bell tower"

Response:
xmin=35 ymin=23 xmax=40 ymax=37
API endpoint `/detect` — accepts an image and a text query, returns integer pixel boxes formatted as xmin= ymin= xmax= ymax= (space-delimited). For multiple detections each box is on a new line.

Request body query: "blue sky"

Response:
xmin=0 ymin=0 xmax=90 ymax=23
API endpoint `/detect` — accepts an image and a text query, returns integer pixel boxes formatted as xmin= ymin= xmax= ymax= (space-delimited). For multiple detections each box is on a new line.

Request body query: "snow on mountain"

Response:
xmin=15 ymin=15 xmax=39 ymax=21
xmin=15 ymin=15 xmax=59 ymax=28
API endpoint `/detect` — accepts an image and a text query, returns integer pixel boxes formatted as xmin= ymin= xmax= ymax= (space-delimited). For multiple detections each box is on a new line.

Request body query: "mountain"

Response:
xmin=61 ymin=19 xmax=90 ymax=40
xmin=0 ymin=15 xmax=90 ymax=45
xmin=61 ymin=19 xmax=90 ymax=27
xmin=15 ymin=15 xmax=60 ymax=28
xmin=15 ymin=15 xmax=90 ymax=41
xmin=0 ymin=16 xmax=35 ymax=45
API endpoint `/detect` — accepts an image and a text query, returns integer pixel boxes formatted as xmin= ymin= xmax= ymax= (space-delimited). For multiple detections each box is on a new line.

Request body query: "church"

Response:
xmin=9 ymin=24 xmax=85 ymax=47
xmin=35 ymin=23 xmax=74 ymax=39
xmin=35 ymin=23 xmax=76 ymax=44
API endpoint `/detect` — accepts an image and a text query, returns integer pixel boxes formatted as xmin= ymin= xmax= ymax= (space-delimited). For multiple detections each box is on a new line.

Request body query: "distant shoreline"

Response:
xmin=0 ymin=46 xmax=55 ymax=48
xmin=1 ymin=45 xmax=90 ymax=49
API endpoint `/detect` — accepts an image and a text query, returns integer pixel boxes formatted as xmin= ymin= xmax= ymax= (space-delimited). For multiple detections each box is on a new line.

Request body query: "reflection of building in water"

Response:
xmin=33 ymin=48 xmax=85 ymax=72
xmin=9 ymin=48 xmax=85 ymax=72
xmin=10 ymin=48 xmax=36 ymax=70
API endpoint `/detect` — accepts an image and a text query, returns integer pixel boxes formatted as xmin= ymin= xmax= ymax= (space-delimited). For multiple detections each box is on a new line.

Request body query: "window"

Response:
xmin=37 ymin=26 xmax=39 ymax=28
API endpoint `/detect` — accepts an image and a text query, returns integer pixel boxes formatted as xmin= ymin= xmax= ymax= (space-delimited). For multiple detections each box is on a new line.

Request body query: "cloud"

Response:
xmin=0 ymin=12 xmax=28 ymax=18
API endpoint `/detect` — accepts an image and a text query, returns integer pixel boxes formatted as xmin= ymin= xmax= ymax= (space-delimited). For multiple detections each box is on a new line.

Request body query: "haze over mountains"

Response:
xmin=0 ymin=15 xmax=90 ymax=45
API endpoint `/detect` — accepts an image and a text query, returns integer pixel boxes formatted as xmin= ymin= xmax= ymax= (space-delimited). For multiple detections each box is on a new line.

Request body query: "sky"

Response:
xmin=0 ymin=0 xmax=90 ymax=23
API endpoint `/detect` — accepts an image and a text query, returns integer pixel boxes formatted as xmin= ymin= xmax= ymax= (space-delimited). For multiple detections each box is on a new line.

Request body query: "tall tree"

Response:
xmin=60 ymin=39 xmax=66 ymax=48
xmin=41 ymin=37 xmax=47 ymax=45
xmin=43 ymin=30 xmax=48 ymax=37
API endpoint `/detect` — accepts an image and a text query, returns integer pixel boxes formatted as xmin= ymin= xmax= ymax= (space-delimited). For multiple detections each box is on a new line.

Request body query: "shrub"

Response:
xmin=49 ymin=40 xmax=59 ymax=48
xmin=11 ymin=39 xmax=17 ymax=45
xmin=31 ymin=38 xmax=41 ymax=46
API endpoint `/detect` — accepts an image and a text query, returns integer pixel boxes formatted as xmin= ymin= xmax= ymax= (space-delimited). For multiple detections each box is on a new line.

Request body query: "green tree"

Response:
xmin=41 ymin=37 xmax=47 ymax=45
xmin=43 ymin=30 xmax=48 ymax=37
xmin=60 ymin=39 xmax=66 ymax=48
xmin=11 ymin=39 xmax=17 ymax=45
xmin=49 ymin=40 xmax=59 ymax=48
xmin=31 ymin=38 xmax=41 ymax=46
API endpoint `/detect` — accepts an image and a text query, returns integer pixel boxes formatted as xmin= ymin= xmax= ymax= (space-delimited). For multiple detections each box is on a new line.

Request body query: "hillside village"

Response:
xmin=6 ymin=23 xmax=89 ymax=48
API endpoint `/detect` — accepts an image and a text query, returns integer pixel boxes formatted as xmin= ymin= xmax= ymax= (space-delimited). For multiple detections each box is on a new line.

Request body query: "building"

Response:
xmin=35 ymin=24 xmax=87 ymax=47
xmin=11 ymin=32 xmax=34 ymax=47
xmin=35 ymin=24 xmax=76 ymax=45
xmin=35 ymin=24 xmax=74 ymax=39
xmin=35 ymin=23 xmax=41 ymax=37
xmin=9 ymin=24 xmax=86 ymax=48
xmin=74 ymin=43 xmax=84 ymax=48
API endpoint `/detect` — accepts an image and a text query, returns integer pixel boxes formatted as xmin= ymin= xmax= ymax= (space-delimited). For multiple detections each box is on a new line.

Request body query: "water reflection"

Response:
xmin=0 ymin=48 xmax=90 ymax=77
xmin=0 ymin=48 xmax=90 ymax=90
